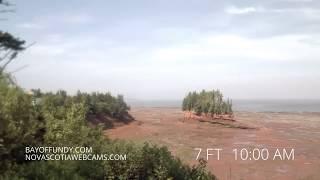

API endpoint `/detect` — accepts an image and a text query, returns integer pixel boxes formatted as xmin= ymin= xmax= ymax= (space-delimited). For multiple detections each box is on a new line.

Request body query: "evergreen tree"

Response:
xmin=182 ymin=89 xmax=233 ymax=118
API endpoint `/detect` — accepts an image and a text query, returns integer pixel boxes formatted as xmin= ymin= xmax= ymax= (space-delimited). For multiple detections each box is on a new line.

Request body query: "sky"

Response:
xmin=1 ymin=0 xmax=320 ymax=100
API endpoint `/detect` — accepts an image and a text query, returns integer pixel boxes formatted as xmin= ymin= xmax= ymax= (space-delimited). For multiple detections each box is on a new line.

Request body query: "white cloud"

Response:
xmin=16 ymin=13 xmax=94 ymax=31
xmin=225 ymin=6 xmax=257 ymax=15
xmin=16 ymin=22 xmax=44 ymax=29
xmin=29 ymin=44 xmax=68 ymax=56
xmin=22 ymin=33 xmax=320 ymax=73
xmin=283 ymin=0 xmax=313 ymax=2
xmin=8 ymin=1 xmax=320 ymax=100
xmin=62 ymin=14 xmax=94 ymax=24
xmin=299 ymin=8 xmax=320 ymax=20
xmin=148 ymin=34 xmax=319 ymax=65
xmin=12 ymin=32 xmax=320 ymax=99
xmin=225 ymin=5 xmax=320 ymax=20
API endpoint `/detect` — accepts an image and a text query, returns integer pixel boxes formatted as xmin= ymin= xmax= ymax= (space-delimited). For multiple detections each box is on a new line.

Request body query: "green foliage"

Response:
xmin=43 ymin=102 xmax=90 ymax=146
xmin=182 ymin=89 xmax=233 ymax=116
xmin=0 ymin=73 xmax=40 ymax=172
xmin=33 ymin=89 xmax=130 ymax=119
xmin=102 ymin=142 xmax=216 ymax=180
xmin=0 ymin=73 xmax=216 ymax=179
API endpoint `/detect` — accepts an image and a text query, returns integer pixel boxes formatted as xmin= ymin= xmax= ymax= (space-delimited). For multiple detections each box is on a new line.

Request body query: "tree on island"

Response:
xmin=182 ymin=89 xmax=233 ymax=119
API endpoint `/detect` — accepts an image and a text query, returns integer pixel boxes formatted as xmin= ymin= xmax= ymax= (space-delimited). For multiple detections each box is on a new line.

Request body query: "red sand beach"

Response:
xmin=106 ymin=107 xmax=320 ymax=180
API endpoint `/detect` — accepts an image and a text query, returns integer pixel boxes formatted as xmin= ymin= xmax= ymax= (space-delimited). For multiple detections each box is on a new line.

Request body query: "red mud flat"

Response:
xmin=105 ymin=107 xmax=320 ymax=180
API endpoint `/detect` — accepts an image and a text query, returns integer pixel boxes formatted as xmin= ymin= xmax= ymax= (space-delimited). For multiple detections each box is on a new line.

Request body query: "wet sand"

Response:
xmin=105 ymin=107 xmax=320 ymax=180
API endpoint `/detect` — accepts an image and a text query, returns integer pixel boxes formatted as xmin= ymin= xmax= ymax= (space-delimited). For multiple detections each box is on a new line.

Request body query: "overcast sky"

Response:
xmin=2 ymin=0 xmax=320 ymax=100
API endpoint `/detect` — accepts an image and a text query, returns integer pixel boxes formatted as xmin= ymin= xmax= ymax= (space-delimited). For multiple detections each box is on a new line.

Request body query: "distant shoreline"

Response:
xmin=128 ymin=99 xmax=320 ymax=113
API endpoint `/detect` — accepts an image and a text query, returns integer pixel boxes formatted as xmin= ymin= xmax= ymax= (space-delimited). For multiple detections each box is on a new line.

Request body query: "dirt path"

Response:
xmin=105 ymin=107 xmax=320 ymax=180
